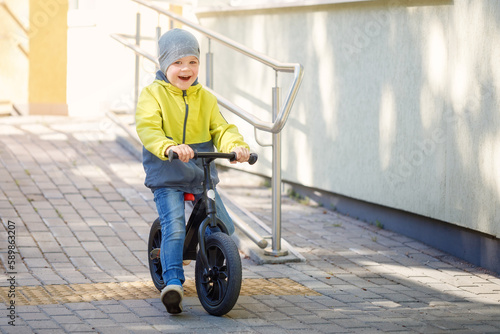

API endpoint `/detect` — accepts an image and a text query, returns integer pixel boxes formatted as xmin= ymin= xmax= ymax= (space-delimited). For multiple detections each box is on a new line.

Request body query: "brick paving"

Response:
xmin=0 ymin=116 xmax=499 ymax=333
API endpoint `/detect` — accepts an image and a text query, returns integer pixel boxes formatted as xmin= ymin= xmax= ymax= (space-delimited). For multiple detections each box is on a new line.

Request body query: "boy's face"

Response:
xmin=166 ymin=56 xmax=199 ymax=91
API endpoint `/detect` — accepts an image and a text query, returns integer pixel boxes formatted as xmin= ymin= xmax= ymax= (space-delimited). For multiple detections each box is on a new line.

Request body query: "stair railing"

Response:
xmin=1 ymin=1 xmax=29 ymax=57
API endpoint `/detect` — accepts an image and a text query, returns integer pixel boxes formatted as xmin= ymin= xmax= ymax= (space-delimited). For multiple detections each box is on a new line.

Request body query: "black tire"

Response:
xmin=195 ymin=232 xmax=242 ymax=316
xmin=148 ymin=218 xmax=165 ymax=291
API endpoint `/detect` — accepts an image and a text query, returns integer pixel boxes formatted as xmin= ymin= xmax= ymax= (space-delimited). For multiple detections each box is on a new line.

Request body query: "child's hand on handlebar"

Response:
xmin=166 ymin=144 xmax=194 ymax=163
xmin=231 ymin=146 xmax=250 ymax=164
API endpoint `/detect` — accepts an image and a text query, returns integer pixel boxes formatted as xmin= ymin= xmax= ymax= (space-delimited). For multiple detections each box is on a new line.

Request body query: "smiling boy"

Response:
xmin=135 ymin=28 xmax=250 ymax=314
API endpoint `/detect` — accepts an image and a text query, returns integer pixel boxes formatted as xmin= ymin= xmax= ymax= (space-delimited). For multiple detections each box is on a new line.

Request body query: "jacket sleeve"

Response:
xmin=135 ymin=87 xmax=177 ymax=160
xmin=208 ymin=99 xmax=250 ymax=153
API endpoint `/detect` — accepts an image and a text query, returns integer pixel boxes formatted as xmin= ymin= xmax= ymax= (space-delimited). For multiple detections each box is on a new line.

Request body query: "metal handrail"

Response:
xmin=1 ymin=1 xmax=29 ymax=34
xmin=131 ymin=0 xmax=304 ymax=134
xmin=110 ymin=33 xmax=159 ymax=64
xmin=110 ymin=32 xmax=302 ymax=133
xmin=1 ymin=1 xmax=29 ymax=58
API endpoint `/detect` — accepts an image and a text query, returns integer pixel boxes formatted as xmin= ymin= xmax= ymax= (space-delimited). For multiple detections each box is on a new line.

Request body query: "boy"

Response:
xmin=135 ymin=28 xmax=250 ymax=314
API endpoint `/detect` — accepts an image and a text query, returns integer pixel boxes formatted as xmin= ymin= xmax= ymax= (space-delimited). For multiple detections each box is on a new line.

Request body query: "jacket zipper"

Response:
xmin=182 ymin=90 xmax=188 ymax=144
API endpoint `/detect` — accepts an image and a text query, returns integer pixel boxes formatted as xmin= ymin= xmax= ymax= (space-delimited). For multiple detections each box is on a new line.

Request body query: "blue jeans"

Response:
xmin=153 ymin=187 xmax=234 ymax=285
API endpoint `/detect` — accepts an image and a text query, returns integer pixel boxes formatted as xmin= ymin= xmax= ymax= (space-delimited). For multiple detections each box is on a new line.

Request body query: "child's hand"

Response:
xmin=231 ymin=147 xmax=250 ymax=164
xmin=167 ymin=144 xmax=194 ymax=163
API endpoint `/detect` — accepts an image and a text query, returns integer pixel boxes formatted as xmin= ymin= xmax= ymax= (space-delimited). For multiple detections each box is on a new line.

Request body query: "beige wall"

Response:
xmin=196 ymin=0 xmax=500 ymax=238
xmin=28 ymin=0 xmax=68 ymax=115
xmin=0 ymin=0 xmax=68 ymax=115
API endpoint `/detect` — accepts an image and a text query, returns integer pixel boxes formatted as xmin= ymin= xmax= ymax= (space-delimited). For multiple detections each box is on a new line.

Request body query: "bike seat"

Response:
xmin=184 ymin=193 xmax=195 ymax=201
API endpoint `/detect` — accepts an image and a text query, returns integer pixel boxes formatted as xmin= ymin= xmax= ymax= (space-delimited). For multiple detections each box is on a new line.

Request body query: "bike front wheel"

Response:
xmin=195 ymin=232 xmax=242 ymax=316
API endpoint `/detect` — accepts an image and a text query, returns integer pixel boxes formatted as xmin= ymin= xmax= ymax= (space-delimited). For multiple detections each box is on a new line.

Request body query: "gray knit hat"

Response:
xmin=158 ymin=28 xmax=200 ymax=73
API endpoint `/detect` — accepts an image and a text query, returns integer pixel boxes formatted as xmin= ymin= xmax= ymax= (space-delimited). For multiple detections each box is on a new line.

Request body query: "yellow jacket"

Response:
xmin=135 ymin=76 xmax=249 ymax=192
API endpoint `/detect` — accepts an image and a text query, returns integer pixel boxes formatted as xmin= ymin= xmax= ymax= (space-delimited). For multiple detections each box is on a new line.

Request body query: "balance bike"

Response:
xmin=148 ymin=150 xmax=258 ymax=316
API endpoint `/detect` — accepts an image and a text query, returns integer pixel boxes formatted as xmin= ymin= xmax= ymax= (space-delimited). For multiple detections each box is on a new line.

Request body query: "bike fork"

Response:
xmin=197 ymin=157 xmax=219 ymax=276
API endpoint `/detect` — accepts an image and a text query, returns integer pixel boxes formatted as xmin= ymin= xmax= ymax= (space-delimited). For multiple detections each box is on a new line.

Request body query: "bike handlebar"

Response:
xmin=168 ymin=150 xmax=258 ymax=165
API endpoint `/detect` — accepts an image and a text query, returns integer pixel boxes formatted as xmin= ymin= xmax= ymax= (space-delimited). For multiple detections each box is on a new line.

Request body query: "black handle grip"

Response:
xmin=248 ymin=153 xmax=258 ymax=165
xmin=229 ymin=152 xmax=258 ymax=165
xmin=168 ymin=149 xmax=199 ymax=161
xmin=168 ymin=150 xmax=179 ymax=161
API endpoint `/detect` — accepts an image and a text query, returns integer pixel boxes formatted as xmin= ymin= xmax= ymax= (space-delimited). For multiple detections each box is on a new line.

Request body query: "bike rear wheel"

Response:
xmin=195 ymin=232 xmax=242 ymax=316
xmin=148 ymin=218 xmax=165 ymax=291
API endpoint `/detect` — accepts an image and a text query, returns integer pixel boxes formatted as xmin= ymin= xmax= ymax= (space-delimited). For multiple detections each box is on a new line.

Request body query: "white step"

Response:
xmin=0 ymin=100 xmax=12 ymax=117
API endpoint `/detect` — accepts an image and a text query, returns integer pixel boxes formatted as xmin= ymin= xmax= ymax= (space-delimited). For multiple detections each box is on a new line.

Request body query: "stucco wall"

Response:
xmin=66 ymin=0 xmax=139 ymax=117
xmin=29 ymin=0 xmax=68 ymax=114
xmin=196 ymin=0 xmax=500 ymax=238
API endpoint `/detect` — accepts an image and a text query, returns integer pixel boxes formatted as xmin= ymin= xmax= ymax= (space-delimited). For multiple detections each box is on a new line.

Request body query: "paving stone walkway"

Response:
xmin=0 ymin=116 xmax=499 ymax=333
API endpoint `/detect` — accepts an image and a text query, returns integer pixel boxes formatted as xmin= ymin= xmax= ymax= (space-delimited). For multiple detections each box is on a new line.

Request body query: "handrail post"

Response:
xmin=206 ymin=38 xmax=214 ymax=89
xmin=265 ymin=84 xmax=288 ymax=257
xmin=156 ymin=14 xmax=161 ymax=60
xmin=134 ymin=11 xmax=141 ymax=109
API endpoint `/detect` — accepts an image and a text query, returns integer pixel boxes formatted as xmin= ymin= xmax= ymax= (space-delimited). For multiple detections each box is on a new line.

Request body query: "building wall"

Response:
xmin=66 ymin=0 xmax=138 ymax=117
xmin=28 ymin=0 xmax=68 ymax=115
xmin=0 ymin=0 xmax=68 ymax=115
xmin=196 ymin=0 xmax=500 ymax=238
xmin=0 ymin=0 xmax=139 ymax=117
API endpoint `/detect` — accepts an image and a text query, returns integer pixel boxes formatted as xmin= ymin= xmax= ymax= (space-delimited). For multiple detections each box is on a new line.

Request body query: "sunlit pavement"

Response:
xmin=0 ymin=116 xmax=499 ymax=334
